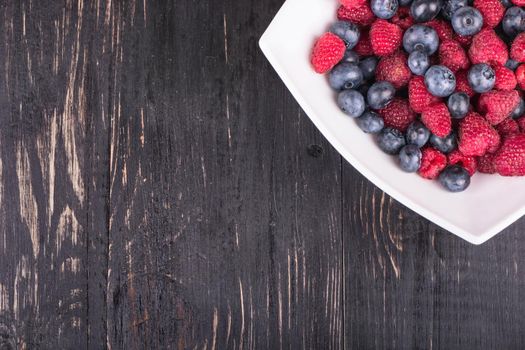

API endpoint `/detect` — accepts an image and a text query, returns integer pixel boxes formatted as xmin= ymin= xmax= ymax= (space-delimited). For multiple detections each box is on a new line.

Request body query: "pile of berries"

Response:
xmin=311 ymin=0 xmax=525 ymax=192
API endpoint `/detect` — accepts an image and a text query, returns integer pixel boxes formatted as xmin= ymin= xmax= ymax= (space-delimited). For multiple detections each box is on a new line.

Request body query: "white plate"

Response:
xmin=259 ymin=0 xmax=525 ymax=244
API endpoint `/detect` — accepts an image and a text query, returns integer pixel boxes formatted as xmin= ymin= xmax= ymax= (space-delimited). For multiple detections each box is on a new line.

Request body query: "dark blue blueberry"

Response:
xmin=367 ymin=81 xmax=396 ymax=109
xmin=399 ymin=145 xmax=422 ymax=172
xmin=406 ymin=121 xmax=430 ymax=147
xmin=371 ymin=0 xmax=399 ymax=19
xmin=502 ymin=7 xmax=525 ymax=38
xmin=337 ymin=90 xmax=365 ymax=118
xmin=377 ymin=128 xmax=406 ymax=155
xmin=425 ymin=65 xmax=456 ymax=97
xmin=439 ymin=165 xmax=471 ymax=192
xmin=330 ymin=21 xmax=361 ymax=49
xmin=342 ymin=49 xmax=360 ymax=64
xmin=467 ymin=63 xmax=495 ymax=93
xmin=500 ymin=0 xmax=513 ymax=7
xmin=511 ymin=98 xmax=525 ymax=119
xmin=356 ymin=111 xmax=385 ymax=133
xmin=403 ymin=25 xmax=439 ymax=55
xmin=410 ymin=0 xmax=443 ymax=22
xmin=447 ymin=92 xmax=470 ymax=119
xmin=430 ymin=132 xmax=458 ymax=154
xmin=408 ymin=50 xmax=430 ymax=75
xmin=451 ymin=6 xmax=483 ymax=36
xmin=441 ymin=0 xmax=468 ymax=20
xmin=359 ymin=56 xmax=379 ymax=80
xmin=399 ymin=0 xmax=413 ymax=5
xmin=329 ymin=63 xmax=364 ymax=90
xmin=357 ymin=83 xmax=371 ymax=97
xmin=506 ymin=58 xmax=520 ymax=71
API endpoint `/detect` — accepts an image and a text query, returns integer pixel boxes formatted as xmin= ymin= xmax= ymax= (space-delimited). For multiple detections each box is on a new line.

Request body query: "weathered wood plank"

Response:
xmin=343 ymin=164 xmax=525 ymax=350
xmin=106 ymin=0 xmax=343 ymax=348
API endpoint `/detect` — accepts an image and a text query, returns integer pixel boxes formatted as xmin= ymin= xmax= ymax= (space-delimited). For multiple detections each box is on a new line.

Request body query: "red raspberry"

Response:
xmin=477 ymin=153 xmax=497 ymax=174
xmin=469 ymin=29 xmax=508 ymax=66
xmin=439 ymin=40 xmax=470 ymax=72
xmin=426 ymin=19 xmax=454 ymax=41
xmin=494 ymin=65 xmax=517 ymax=91
xmin=455 ymin=70 xmax=475 ymax=97
xmin=494 ymin=133 xmax=525 ymax=176
xmin=375 ymin=51 xmax=412 ymax=88
xmin=511 ymin=33 xmax=525 ymax=63
xmin=516 ymin=65 xmax=525 ymax=90
xmin=518 ymin=117 xmax=525 ymax=132
xmin=419 ymin=147 xmax=448 ymax=179
xmin=496 ymin=118 xmax=521 ymax=137
xmin=408 ymin=76 xmax=441 ymax=113
xmin=391 ymin=7 xmax=414 ymax=30
xmin=378 ymin=98 xmax=416 ymax=132
xmin=311 ymin=33 xmax=346 ymax=74
xmin=454 ymin=33 xmax=473 ymax=48
xmin=511 ymin=0 xmax=525 ymax=5
xmin=473 ymin=0 xmax=505 ymax=28
xmin=337 ymin=5 xmax=375 ymax=26
xmin=370 ymin=20 xmax=403 ymax=57
xmin=421 ymin=103 xmax=452 ymax=138
xmin=458 ymin=112 xmax=501 ymax=156
xmin=478 ymin=90 xmax=521 ymax=125
xmin=448 ymin=150 xmax=478 ymax=176
xmin=339 ymin=0 xmax=367 ymax=9
xmin=354 ymin=31 xmax=374 ymax=56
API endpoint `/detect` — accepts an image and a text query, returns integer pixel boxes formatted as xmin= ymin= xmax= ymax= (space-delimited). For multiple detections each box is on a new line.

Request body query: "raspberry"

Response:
xmin=354 ymin=31 xmax=374 ymax=56
xmin=339 ymin=0 xmax=367 ymax=10
xmin=337 ymin=5 xmax=375 ymax=26
xmin=375 ymin=51 xmax=411 ymax=89
xmin=458 ymin=112 xmax=501 ymax=156
xmin=378 ymin=98 xmax=416 ymax=132
xmin=478 ymin=90 xmax=521 ymax=125
xmin=421 ymin=103 xmax=452 ymax=138
xmin=477 ymin=153 xmax=497 ymax=174
xmin=391 ymin=7 xmax=414 ymax=30
xmin=438 ymin=40 xmax=470 ymax=72
xmin=370 ymin=20 xmax=403 ymax=57
xmin=511 ymin=0 xmax=525 ymax=7
xmin=455 ymin=70 xmax=475 ymax=97
xmin=468 ymin=29 xmax=508 ymax=66
xmin=448 ymin=150 xmax=478 ymax=176
xmin=511 ymin=33 xmax=525 ymax=63
xmin=494 ymin=133 xmax=525 ymax=176
xmin=408 ymin=76 xmax=441 ymax=113
xmin=311 ymin=33 xmax=346 ymax=74
xmin=496 ymin=118 xmax=520 ymax=136
xmin=418 ymin=147 xmax=448 ymax=179
xmin=518 ymin=117 xmax=525 ymax=132
xmin=454 ymin=33 xmax=473 ymax=49
xmin=516 ymin=65 xmax=525 ymax=90
xmin=494 ymin=65 xmax=517 ymax=91
xmin=426 ymin=19 xmax=454 ymax=41
xmin=473 ymin=0 xmax=505 ymax=28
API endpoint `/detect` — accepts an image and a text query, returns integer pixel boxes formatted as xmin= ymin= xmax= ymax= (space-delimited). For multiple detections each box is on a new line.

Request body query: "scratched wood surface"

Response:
xmin=0 ymin=0 xmax=524 ymax=349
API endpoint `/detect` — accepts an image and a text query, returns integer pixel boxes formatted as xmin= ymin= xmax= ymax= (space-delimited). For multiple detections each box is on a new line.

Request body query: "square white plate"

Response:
xmin=259 ymin=0 xmax=525 ymax=244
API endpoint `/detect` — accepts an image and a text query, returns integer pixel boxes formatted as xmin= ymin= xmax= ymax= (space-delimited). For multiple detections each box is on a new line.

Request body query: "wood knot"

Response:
xmin=307 ymin=144 xmax=323 ymax=158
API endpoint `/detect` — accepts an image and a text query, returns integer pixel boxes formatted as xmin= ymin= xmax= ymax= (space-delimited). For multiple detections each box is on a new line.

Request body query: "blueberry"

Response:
xmin=403 ymin=25 xmax=439 ymax=55
xmin=367 ymin=81 xmax=396 ymax=109
xmin=506 ymin=58 xmax=520 ymax=71
xmin=430 ymin=132 xmax=458 ymax=154
xmin=467 ymin=63 xmax=495 ymax=93
xmin=343 ymin=49 xmax=360 ymax=64
xmin=451 ymin=6 xmax=483 ymax=36
xmin=399 ymin=145 xmax=422 ymax=172
xmin=406 ymin=121 xmax=430 ymax=147
xmin=399 ymin=0 xmax=413 ymax=5
xmin=408 ymin=50 xmax=430 ymax=75
xmin=502 ymin=7 xmax=525 ymax=38
xmin=359 ymin=56 xmax=379 ymax=80
xmin=329 ymin=63 xmax=364 ymax=90
xmin=441 ymin=0 xmax=468 ymax=20
xmin=500 ymin=0 xmax=513 ymax=8
xmin=330 ymin=21 xmax=361 ymax=49
xmin=439 ymin=165 xmax=471 ymax=192
xmin=356 ymin=111 xmax=385 ymax=133
xmin=377 ymin=127 xmax=406 ymax=154
xmin=337 ymin=90 xmax=366 ymax=118
xmin=357 ymin=83 xmax=371 ymax=97
xmin=410 ymin=0 xmax=443 ymax=22
xmin=371 ymin=0 xmax=399 ymax=19
xmin=425 ymin=65 xmax=456 ymax=97
xmin=511 ymin=98 xmax=525 ymax=119
xmin=447 ymin=92 xmax=470 ymax=119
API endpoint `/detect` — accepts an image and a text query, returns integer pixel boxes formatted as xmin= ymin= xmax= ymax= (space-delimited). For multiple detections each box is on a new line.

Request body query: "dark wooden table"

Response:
xmin=1 ymin=1 xmax=525 ymax=349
